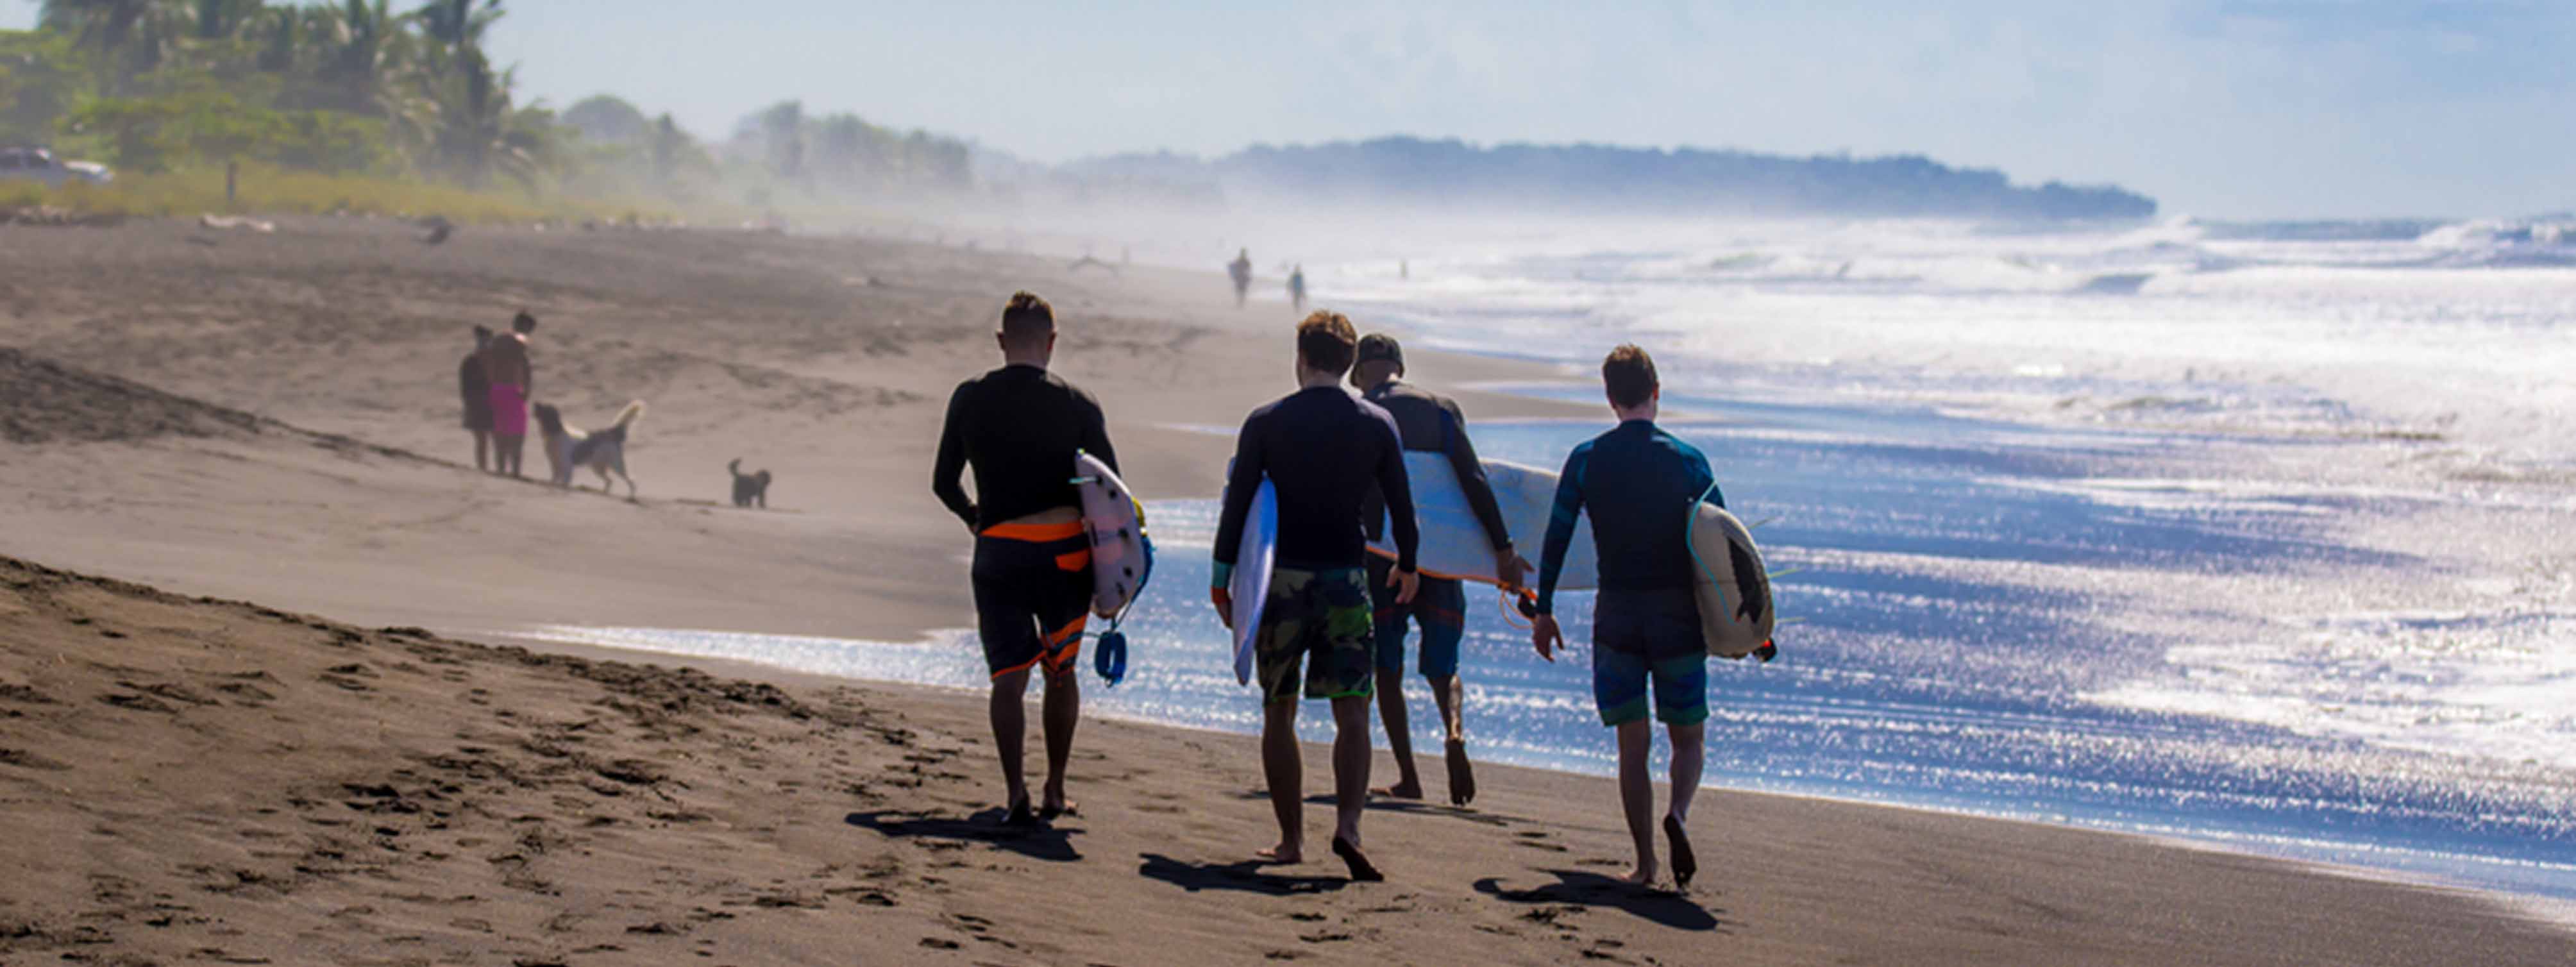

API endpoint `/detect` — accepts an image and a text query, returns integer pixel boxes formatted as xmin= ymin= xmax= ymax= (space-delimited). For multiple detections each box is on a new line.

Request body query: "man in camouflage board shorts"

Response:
xmin=1254 ymin=568 xmax=1379 ymax=705
xmin=1211 ymin=310 xmax=1421 ymax=882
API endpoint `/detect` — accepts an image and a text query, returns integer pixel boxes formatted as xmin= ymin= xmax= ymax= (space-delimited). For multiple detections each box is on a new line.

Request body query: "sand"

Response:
xmin=0 ymin=217 xmax=2567 ymax=964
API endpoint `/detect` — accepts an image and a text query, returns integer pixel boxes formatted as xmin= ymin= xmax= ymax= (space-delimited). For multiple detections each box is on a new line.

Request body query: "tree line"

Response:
xmin=1 ymin=2 xmax=977 ymax=207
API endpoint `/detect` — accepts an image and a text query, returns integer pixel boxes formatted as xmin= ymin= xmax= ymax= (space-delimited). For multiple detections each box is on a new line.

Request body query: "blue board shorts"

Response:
xmin=1365 ymin=556 xmax=1467 ymax=678
xmin=1590 ymin=589 xmax=1708 ymax=727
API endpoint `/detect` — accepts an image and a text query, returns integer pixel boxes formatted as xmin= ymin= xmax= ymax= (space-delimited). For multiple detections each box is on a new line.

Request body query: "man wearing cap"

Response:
xmin=1350 ymin=333 xmax=1529 ymax=807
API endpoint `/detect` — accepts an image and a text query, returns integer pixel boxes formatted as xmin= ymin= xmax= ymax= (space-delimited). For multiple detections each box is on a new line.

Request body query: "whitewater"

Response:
xmin=532 ymin=215 xmax=2576 ymax=908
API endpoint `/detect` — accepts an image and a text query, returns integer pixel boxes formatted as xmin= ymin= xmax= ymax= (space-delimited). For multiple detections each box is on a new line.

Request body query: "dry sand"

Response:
xmin=0 ymin=217 xmax=2567 ymax=964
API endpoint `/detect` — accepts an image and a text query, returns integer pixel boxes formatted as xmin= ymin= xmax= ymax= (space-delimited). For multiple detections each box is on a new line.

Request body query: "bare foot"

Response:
xmin=1445 ymin=739 xmax=1477 ymax=807
xmin=1255 ymin=843 xmax=1302 ymax=865
xmin=1618 ymin=862 xmax=1658 ymax=887
xmin=1372 ymin=780 xmax=1425 ymax=800
xmin=1040 ymin=800 xmax=1079 ymax=820
xmin=1331 ymin=836 xmax=1385 ymax=882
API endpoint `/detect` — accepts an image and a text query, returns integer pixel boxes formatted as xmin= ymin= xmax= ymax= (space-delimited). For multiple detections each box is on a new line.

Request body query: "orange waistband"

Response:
xmin=981 ymin=520 xmax=1086 ymax=542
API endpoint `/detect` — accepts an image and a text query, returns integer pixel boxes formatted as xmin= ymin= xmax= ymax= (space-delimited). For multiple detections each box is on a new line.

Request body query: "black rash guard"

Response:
xmin=1214 ymin=385 xmax=1420 ymax=575
xmin=932 ymin=364 xmax=1118 ymax=531
xmin=1360 ymin=379 xmax=1513 ymax=552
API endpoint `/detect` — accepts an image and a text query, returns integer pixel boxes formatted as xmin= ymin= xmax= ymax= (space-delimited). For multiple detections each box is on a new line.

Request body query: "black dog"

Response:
xmin=728 ymin=458 xmax=772 ymax=509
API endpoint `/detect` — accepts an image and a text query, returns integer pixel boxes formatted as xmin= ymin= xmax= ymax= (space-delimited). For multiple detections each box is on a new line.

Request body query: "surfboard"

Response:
xmin=1226 ymin=480 xmax=1278 ymax=685
xmin=1367 ymin=453 xmax=1598 ymax=589
xmin=1689 ymin=501 xmax=1776 ymax=659
xmin=1073 ymin=451 xmax=1150 ymax=619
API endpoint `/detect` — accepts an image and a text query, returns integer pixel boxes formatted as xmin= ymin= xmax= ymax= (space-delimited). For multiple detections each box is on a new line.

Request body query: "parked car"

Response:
xmin=0 ymin=147 xmax=114 ymax=187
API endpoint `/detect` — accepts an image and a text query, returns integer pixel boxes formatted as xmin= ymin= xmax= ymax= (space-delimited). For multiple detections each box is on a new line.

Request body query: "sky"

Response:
xmin=9 ymin=1 xmax=2571 ymax=219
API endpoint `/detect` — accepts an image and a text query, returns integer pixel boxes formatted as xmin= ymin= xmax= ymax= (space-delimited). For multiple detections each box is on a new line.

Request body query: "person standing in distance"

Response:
xmin=459 ymin=325 xmax=494 ymax=472
xmin=480 ymin=312 xmax=538 ymax=479
xmin=932 ymin=292 xmax=1120 ymax=825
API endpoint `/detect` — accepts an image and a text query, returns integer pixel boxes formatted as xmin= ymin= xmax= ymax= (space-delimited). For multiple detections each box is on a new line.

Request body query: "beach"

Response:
xmin=1 ymin=217 xmax=2570 ymax=964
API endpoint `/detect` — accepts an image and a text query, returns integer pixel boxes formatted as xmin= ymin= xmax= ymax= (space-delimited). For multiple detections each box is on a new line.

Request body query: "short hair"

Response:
xmin=1294 ymin=310 xmax=1358 ymax=375
xmin=1000 ymin=290 xmax=1054 ymax=341
xmin=512 ymin=311 xmax=538 ymax=333
xmin=1602 ymin=344 xmax=1658 ymax=410
xmin=472 ymin=324 xmax=493 ymax=341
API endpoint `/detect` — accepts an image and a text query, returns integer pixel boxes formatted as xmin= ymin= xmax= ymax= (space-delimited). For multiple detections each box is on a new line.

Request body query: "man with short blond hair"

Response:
xmin=1212 ymin=310 xmax=1421 ymax=881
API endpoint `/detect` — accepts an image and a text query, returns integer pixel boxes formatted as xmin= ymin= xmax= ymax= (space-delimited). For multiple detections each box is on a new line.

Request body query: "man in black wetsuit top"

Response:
xmin=932 ymin=291 xmax=1120 ymax=826
xmin=1350 ymin=334 xmax=1529 ymax=807
xmin=1211 ymin=311 xmax=1421 ymax=881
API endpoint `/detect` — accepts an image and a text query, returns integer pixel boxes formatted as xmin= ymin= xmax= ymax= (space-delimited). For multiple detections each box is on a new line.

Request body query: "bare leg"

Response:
xmin=1430 ymin=673 xmax=1476 ymax=805
xmin=1667 ymin=723 xmax=1705 ymax=822
xmin=1615 ymin=719 xmax=1658 ymax=885
xmin=496 ymin=435 xmax=524 ymax=478
xmin=1330 ymin=695 xmax=1383 ymax=880
xmin=1040 ymin=666 xmax=1081 ymax=814
xmin=1259 ymin=698 xmax=1302 ymax=862
xmin=1372 ymin=667 xmax=1423 ymax=798
xmin=472 ymin=430 xmax=490 ymax=472
xmin=1665 ymin=722 xmax=1705 ymax=887
xmin=989 ymin=669 xmax=1032 ymax=820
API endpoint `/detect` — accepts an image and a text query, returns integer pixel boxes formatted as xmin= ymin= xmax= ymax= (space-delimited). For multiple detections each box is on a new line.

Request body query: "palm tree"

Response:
xmin=426 ymin=43 xmax=551 ymax=187
xmin=415 ymin=0 xmax=503 ymax=53
xmin=40 ymin=0 xmax=189 ymax=87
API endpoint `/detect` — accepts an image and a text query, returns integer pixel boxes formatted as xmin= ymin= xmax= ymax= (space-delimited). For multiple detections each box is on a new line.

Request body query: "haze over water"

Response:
xmin=534 ymin=216 xmax=2576 ymax=907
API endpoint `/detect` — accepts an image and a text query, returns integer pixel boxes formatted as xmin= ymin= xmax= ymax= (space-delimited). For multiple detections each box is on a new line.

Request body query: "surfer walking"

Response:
xmin=1229 ymin=248 xmax=1254 ymax=307
xmin=1349 ymin=334 xmax=1528 ymax=807
xmin=1211 ymin=311 xmax=1422 ymax=881
xmin=1530 ymin=344 xmax=1721 ymax=889
xmin=932 ymin=290 xmax=1121 ymax=826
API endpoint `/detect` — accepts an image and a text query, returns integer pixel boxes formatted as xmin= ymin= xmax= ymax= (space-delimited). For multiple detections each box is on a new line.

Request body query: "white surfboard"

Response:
xmin=1073 ymin=451 xmax=1149 ymax=619
xmin=1227 ymin=480 xmax=1278 ymax=685
xmin=1690 ymin=501 xmax=1776 ymax=659
xmin=1368 ymin=453 xmax=1598 ymax=589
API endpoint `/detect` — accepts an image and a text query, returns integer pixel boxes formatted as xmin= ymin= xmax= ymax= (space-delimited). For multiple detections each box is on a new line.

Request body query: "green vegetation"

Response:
xmin=0 ymin=2 xmax=985 ymax=221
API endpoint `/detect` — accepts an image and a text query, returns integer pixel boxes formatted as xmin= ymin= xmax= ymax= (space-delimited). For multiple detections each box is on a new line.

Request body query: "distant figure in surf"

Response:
xmin=460 ymin=325 xmax=494 ymax=472
xmin=1351 ymin=334 xmax=1527 ymax=807
xmin=1531 ymin=344 xmax=1722 ymax=891
xmin=932 ymin=291 xmax=1121 ymax=827
xmin=1211 ymin=310 xmax=1421 ymax=882
xmin=1229 ymin=248 xmax=1254 ymax=307
xmin=1288 ymin=264 xmax=1308 ymax=314
xmin=480 ymin=312 xmax=538 ymax=479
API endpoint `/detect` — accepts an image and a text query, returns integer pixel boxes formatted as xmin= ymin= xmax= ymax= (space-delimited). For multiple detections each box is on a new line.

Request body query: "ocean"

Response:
xmin=528 ymin=216 xmax=2576 ymax=909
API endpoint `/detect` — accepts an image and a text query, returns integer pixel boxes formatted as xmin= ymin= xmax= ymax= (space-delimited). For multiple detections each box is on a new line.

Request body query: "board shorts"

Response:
xmin=487 ymin=383 xmax=528 ymax=437
xmin=971 ymin=521 xmax=1091 ymax=681
xmin=1590 ymin=588 xmax=1709 ymax=727
xmin=1365 ymin=556 xmax=1466 ymax=678
xmin=1254 ymin=566 xmax=1376 ymax=705
xmin=462 ymin=385 xmax=494 ymax=431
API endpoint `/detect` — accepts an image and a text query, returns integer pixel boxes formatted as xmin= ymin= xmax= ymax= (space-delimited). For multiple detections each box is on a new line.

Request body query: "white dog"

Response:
xmin=530 ymin=401 xmax=646 ymax=498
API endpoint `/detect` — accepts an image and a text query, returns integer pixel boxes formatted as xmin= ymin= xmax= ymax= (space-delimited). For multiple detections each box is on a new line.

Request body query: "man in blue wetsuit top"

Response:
xmin=1530 ymin=344 xmax=1721 ymax=891
xmin=1350 ymin=333 xmax=1529 ymax=807
xmin=1211 ymin=311 xmax=1422 ymax=882
xmin=932 ymin=291 xmax=1120 ymax=827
